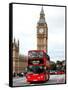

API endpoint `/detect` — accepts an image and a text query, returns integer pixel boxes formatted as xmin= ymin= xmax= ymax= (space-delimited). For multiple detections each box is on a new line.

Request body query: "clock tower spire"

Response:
xmin=37 ymin=6 xmax=48 ymax=52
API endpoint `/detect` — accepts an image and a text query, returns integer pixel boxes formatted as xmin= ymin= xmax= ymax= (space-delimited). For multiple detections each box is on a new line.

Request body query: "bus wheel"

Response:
xmin=47 ymin=74 xmax=50 ymax=81
xmin=46 ymin=74 xmax=49 ymax=81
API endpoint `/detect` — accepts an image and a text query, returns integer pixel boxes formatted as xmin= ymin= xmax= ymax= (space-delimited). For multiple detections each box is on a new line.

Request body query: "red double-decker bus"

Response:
xmin=26 ymin=50 xmax=50 ymax=83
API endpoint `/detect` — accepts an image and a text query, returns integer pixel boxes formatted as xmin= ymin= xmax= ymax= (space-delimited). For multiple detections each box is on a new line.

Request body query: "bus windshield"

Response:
xmin=28 ymin=59 xmax=44 ymax=64
xmin=28 ymin=51 xmax=43 ymax=58
xmin=27 ymin=66 xmax=44 ymax=74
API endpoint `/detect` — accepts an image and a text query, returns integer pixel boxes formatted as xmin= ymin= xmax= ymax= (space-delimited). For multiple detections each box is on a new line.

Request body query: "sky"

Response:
xmin=13 ymin=4 xmax=65 ymax=61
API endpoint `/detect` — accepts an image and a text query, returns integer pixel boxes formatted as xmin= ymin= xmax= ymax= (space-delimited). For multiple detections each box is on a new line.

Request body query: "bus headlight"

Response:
xmin=41 ymin=76 xmax=43 ymax=78
xmin=28 ymin=76 xmax=30 ymax=78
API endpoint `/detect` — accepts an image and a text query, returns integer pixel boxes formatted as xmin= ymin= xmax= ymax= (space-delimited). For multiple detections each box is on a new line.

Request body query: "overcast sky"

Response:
xmin=13 ymin=4 xmax=65 ymax=61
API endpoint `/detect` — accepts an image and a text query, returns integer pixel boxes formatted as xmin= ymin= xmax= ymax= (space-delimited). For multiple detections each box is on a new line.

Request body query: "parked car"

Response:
xmin=17 ymin=72 xmax=24 ymax=77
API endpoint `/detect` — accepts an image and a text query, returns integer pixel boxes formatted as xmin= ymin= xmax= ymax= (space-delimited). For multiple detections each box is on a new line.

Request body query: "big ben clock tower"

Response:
xmin=37 ymin=7 xmax=48 ymax=52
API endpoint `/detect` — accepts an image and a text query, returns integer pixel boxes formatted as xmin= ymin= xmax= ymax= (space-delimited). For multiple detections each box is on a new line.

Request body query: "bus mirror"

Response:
xmin=44 ymin=67 xmax=46 ymax=70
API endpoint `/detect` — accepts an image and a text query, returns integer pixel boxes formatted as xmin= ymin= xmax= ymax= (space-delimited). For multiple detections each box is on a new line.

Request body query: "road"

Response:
xmin=13 ymin=74 xmax=65 ymax=87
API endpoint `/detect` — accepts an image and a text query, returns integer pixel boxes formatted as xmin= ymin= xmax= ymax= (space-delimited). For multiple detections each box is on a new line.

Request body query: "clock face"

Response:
xmin=39 ymin=28 xmax=44 ymax=34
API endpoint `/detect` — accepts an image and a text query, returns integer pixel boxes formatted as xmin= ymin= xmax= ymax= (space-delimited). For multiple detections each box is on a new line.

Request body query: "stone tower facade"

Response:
xmin=13 ymin=38 xmax=19 ymax=75
xmin=37 ymin=7 xmax=48 ymax=52
xmin=12 ymin=38 xmax=28 ymax=76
